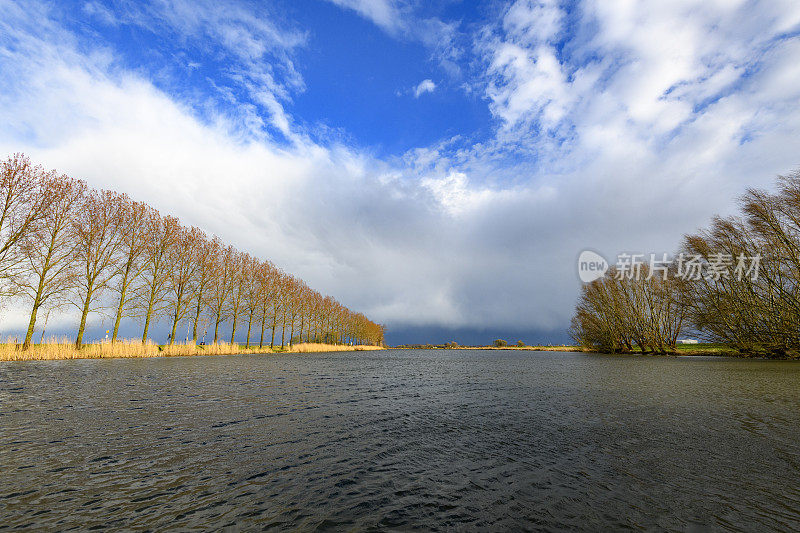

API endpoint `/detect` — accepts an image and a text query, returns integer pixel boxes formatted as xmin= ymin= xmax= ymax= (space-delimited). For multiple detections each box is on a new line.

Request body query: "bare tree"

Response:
xmin=138 ymin=213 xmax=179 ymax=343
xmin=1 ymin=153 xmax=387 ymax=351
xmin=0 ymin=154 xmax=56 ymax=295
xmin=189 ymin=236 xmax=219 ymax=343
xmin=206 ymin=245 xmax=236 ymax=343
xmin=268 ymin=269 xmax=287 ymax=348
xmin=15 ymin=175 xmax=85 ymax=349
xmin=680 ymin=170 xmax=800 ymax=355
xmin=570 ymin=266 xmax=685 ymax=354
xmin=72 ymin=190 xmax=126 ymax=348
xmin=241 ymin=255 xmax=260 ymax=348
xmin=227 ymin=250 xmax=248 ymax=344
xmin=109 ymin=199 xmax=152 ymax=342
xmin=166 ymin=225 xmax=203 ymax=345
xmin=256 ymin=260 xmax=277 ymax=349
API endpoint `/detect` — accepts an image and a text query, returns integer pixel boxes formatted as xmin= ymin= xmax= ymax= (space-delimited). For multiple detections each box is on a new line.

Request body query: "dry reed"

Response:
xmin=288 ymin=343 xmax=383 ymax=353
xmin=0 ymin=337 xmax=383 ymax=361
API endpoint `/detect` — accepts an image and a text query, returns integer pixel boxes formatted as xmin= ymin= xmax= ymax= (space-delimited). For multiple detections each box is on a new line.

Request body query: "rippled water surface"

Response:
xmin=2 ymin=350 xmax=800 ymax=531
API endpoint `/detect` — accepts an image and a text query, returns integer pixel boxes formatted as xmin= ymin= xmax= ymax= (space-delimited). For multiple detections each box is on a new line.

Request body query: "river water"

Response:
xmin=1 ymin=350 xmax=799 ymax=531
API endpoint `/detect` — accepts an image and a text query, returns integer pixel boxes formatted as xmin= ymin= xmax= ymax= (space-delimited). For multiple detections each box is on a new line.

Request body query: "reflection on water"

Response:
xmin=1 ymin=350 xmax=799 ymax=530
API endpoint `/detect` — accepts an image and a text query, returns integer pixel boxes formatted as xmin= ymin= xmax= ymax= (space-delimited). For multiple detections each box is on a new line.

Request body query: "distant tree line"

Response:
xmin=1 ymin=154 xmax=385 ymax=350
xmin=571 ymin=169 xmax=800 ymax=357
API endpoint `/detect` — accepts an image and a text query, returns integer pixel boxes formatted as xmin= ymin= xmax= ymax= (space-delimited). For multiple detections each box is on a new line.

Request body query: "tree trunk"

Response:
xmin=298 ymin=315 xmax=304 ymax=344
xmin=75 ymin=287 xmax=93 ymax=349
xmin=39 ymin=310 xmax=51 ymax=344
xmin=112 ymin=262 xmax=132 ymax=342
xmin=230 ymin=314 xmax=238 ymax=345
xmin=245 ymin=310 xmax=254 ymax=348
xmin=23 ymin=301 xmax=40 ymax=350
xmin=24 ymin=256 xmax=49 ymax=350
xmin=169 ymin=312 xmax=179 ymax=345
xmin=191 ymin=293 xmax=203 ymax=342
xmin=270 ymin=308 xmax=277 ymax=348
xmin=112 ymin=289 xmax=126 ymax=342
xmin=23 ymin=275 xmax=47 ymax=350
xmin=141 ymin=291 xmax=158 ymax=344
xmin=280 ymin=310 xmax=286 ymax=348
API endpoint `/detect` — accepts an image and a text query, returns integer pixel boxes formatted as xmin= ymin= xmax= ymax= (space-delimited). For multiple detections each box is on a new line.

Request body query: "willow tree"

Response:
xmin=571 ymin=266 xmax=685 ymax=354
xmin=681 ymin=170 xmax=800 ymax=354
xmin=16 ymin=175 xmax=85 ymax=349
xmin=139 ymin=213 xmax=179 ymax=343
xmin=109 ymin=199 xmax=151 ymax=342
xmin=72 ymin=190 xmax=126 ymax=348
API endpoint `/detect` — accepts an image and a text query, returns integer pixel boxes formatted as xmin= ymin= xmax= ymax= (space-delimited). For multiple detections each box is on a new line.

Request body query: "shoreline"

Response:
xmin=0 ymin=341 xmax=384 ymax=362
xmin=395 ymin=345 xmax=583 ymax=351
xmin=393 ymin=344 xmax=800 ymax=359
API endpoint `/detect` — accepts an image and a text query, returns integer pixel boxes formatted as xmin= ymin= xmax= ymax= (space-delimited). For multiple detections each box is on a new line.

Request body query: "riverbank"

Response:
xmin=393 ymin=343 xmax=799 ymax=359
xmin=580 ymin=343 xmax=798 ymax=359
xmin=395 ymin=344 xmax=584 ymax=351
xmin=0 ymin=339 xmax=383 ymax=361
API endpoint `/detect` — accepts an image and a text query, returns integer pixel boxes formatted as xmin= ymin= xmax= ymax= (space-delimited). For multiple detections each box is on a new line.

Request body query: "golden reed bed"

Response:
xmin=0 ymin=337 xmax=383 ymax=361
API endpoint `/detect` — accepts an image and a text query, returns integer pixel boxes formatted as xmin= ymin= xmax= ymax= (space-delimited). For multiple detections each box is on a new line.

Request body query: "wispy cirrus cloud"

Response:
xmin=324 ymin=0 xmax=405 ymax=35
xmin=324 ymin=0 xmax=463 ymax=78
xmin=78 ymin=0 xmax=308 ymax=141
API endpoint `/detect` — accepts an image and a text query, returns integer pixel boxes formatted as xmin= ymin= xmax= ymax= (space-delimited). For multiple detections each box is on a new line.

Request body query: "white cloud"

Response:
xmin=325 ymin=0 xmax=404 ymax=34
xmin=413 ymin=79 xmax=437 ymax=98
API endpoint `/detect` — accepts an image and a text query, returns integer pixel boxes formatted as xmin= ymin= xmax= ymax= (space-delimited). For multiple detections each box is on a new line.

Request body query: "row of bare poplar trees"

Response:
xmin=1 ymin=154 xmax=385 ymax=350
xmin=571 ymin=169 xmax=800 ymax=357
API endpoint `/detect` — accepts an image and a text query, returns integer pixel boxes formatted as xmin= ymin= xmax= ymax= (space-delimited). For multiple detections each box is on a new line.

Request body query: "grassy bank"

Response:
xmin=673 ymin=343 xmax=800 ymax=358
xmin=0 ymin=338 xmax=383 ymax=361
xmin=674 ymin=343 xmax=738 ymax=356
xmin=575 ymin=343 xmax=795 ymax=358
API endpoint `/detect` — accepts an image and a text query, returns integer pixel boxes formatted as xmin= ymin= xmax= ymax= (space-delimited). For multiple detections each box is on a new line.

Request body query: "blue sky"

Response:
xmin=53 ymin=0 xmax=496 ymax=156
xmin=1 ymin=0 xmax=799 ymax=344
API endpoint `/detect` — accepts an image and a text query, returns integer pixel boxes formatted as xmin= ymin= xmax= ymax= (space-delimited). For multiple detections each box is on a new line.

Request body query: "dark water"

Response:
xmin=1 ymin=350 xmax=799 ymax=531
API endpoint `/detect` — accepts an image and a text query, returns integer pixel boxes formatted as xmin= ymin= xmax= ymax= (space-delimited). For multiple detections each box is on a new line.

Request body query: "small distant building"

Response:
xmin=677 ymin=339 xmax=699 ymax=344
